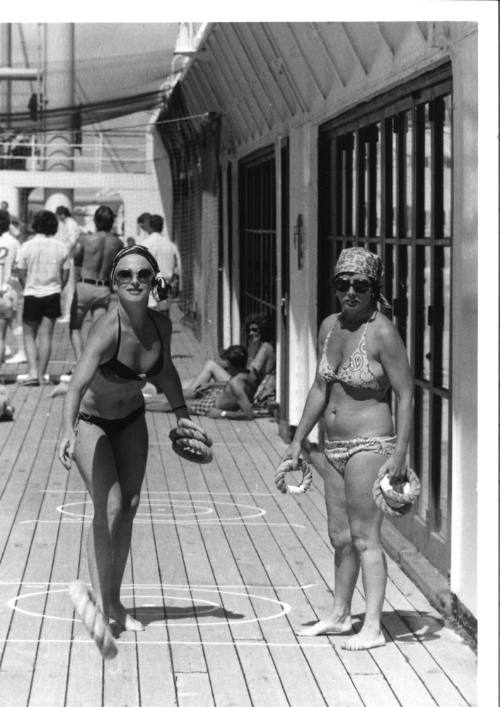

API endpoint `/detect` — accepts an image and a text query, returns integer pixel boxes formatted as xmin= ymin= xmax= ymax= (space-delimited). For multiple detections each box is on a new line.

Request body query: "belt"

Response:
xmin=79 ymin=278 xmax=110 ymax=287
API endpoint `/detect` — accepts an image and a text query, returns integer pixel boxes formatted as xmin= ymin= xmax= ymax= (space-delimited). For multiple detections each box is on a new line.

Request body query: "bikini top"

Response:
xmin=99 ymin=310 xmax=164 ymax=383
xmin=318 ymin=315 xmax=390 ymax=392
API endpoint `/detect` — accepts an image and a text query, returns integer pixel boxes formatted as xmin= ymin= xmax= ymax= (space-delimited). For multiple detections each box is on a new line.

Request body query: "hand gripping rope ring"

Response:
xmin=68 ymin=581 xmax=118 ymax=660
xmin=169 ymin=417 xmax=214 ymax=464
xmin=274 ymin=457 xmax=313 ymax=495
xmin=372 ymin=467 xmax=420 ymax=517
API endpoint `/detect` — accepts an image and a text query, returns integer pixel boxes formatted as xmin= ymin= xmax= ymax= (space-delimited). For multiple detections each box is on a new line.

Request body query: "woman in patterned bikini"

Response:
xmin=283 ymin=247 xmax=413 ymax=650
xmin=58 ymin=245 xmax=211 ymax=657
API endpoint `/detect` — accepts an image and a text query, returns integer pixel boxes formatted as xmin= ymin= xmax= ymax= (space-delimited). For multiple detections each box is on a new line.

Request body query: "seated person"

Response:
xmin=184 ymin=314 xmax=275 ymax=398
xmin=188 ymin=344 xmax=257 ymax=420
xmin=146 ymin=345 xmax=257 ymax=420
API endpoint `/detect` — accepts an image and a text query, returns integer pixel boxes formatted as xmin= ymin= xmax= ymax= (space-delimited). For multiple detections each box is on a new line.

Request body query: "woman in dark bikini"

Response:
xmin=283 ymin=247 xmax=413 ymax=651
xmin=58 ymin=245 xmax=210 ymax=654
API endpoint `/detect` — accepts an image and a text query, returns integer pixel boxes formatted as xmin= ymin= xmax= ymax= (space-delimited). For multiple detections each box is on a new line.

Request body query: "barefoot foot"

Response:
xmin=342 ymin=628 xmax=386 ymax=650
xmin=109 ymin=603 xmax=144 ymax=632
xmin=297 ymin=616 xmax=353 ymax=636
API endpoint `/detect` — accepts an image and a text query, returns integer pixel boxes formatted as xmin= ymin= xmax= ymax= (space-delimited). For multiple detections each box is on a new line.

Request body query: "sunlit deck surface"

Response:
xmin=0 ymin=307 xmax=476 ymax=706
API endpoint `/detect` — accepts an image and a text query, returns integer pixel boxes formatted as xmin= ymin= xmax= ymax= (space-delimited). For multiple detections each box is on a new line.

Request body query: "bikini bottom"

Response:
xmin=77 ymin=403 xmax=145 ymax=438
xmin=324 ymin=435 xmax=396 ymax=477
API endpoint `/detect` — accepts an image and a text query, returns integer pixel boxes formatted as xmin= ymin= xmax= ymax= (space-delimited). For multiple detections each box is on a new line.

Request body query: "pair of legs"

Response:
xmin=184 ymin=359 xmax=230 ymax=397
xmin=23 ymin=316 xmax=56 ymax=381
xmin=74 ymin=411 xmax=148 ymax=631
xmin=300 ymin=451 xmax=386 ymax=650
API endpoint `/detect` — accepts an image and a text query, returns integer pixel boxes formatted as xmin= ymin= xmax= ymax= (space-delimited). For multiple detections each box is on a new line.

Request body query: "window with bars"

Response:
xmin=238 ymin=147 xmax=277 ymax=331
xmin=318 ymin=64 xmax=453 ymax=573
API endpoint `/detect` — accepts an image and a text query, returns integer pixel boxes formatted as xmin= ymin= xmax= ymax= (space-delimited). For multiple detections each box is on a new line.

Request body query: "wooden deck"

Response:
xmin=0 ymin=308 xmax=476 ymax=706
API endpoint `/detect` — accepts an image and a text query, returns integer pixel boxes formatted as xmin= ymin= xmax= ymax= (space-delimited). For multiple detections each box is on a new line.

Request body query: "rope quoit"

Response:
xmin=169 ymin=417 xmax=213 ymax=464
xmin=274 ymin=457 xmax=313 ymax=495
xmin=68 ymin=581 xmax=118 ymax=660
xmin=372 ymin=467 xmax=420 ymax=517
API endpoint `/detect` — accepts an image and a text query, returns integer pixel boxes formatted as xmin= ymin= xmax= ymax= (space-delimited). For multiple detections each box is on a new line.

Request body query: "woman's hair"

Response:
xmin=220 ymin=344 xmax=248 ymax=369
xmin=245 ymin=313 xmax=273 ymax=342
xmin=32 ymin=210 xmax=59 ymax=236
xmin=94 ymin=205 xmax=115 ymax=232
xmin=110 ymin=245 xmax=171 ymax=301
xmin=55 ymin=205 xmax=71 ymax=218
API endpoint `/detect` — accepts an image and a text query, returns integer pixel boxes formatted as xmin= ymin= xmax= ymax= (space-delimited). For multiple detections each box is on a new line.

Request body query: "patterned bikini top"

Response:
xmin=318 ymin=316 xmax=390 ymax=392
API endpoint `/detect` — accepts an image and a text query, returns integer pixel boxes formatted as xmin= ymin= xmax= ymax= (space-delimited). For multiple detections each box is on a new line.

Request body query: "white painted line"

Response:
xmin=19 ymin=520 xmax=306 ymax=529
xmin=8 ymin=586 xmax=292 ymax=628
xmin=0 ymin=582 xmax=317 ymax=590
xmin=42 ymin=490 xmax=280 ymax=497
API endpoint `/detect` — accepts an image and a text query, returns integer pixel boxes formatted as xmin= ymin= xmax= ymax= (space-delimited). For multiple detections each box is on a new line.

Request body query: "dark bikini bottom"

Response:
xmin=77 ymin=403 xmax=145 ymax=438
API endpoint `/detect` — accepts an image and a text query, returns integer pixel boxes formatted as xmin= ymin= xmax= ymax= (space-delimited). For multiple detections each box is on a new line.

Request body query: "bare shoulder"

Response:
xmin=87 ymin=308 xmax=117 ymax=342
xmin=84 ymin=308 xmax=118 ymax=357
xmin=371 ymin=311 xmax=404 ymax=349
xmin=103 ymin=234 xmax=123 ymax=255
xmin=318 ymin=313 xmax=339 ymax=341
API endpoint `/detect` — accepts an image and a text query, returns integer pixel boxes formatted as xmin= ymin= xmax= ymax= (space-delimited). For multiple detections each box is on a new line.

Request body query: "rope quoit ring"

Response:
xmin=274 ymin=457 xmax=313 ymax=495
xmin=372 ymin=467 xmax=420 ymax=517
xmin=169 ymin=418 xmax=213 ymax=464
xmin=68 ymin=581 xmax=118 ymax=660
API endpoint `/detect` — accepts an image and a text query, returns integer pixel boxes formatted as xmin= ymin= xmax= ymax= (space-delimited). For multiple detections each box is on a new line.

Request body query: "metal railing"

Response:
xmin=0 ymin=131 xmax=152 ymax=174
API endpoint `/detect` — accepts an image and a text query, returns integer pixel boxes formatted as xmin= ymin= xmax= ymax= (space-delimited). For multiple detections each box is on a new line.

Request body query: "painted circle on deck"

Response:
xmin=56 ymin=499 xmax=266 ymax=523
xmin=7 ymin=585 xmax=291 ymax=627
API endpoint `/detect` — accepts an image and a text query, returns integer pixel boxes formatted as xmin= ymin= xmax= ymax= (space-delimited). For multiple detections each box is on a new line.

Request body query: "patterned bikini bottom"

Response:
xmin=324 ymin=435 xmax=397 ymax=477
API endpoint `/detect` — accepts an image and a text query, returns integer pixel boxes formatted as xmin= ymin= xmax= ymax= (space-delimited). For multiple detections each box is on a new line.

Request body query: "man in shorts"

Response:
xmin=69 ymin=205 xmax=123 ymax=360
xmin=0 ymin=209 xmax=20 ymax=369
xmin=15 ymin=210 xmax=69 ymax=385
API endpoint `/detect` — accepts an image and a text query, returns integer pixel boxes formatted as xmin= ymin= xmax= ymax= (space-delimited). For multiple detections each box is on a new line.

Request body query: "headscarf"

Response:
xmin=110 ymin=244 xmax=159 ymax=282
xmin=332 ymin=247 xmax=391 ymax=309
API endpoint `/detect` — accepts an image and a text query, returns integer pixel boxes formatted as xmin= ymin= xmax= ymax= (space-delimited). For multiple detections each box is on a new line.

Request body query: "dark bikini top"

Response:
xmin=99 ymin=310 xmax=164 ymax=382
xmin=318 ymin=314 xmax=390 ymax=392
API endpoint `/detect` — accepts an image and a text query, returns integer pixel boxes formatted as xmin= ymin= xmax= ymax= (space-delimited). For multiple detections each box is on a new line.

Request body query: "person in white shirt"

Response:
xmin=56 ymin=205 xmax=81 ymax=323
xmin=0 ymin=210 xmax=21 ymax=368
xmin=135 ymin=212 xmax=152 ymax=247
xmin=15 ymin=210 xmax=69 ymax=385
xmin=142 ymin=214 xmax=181 ymax=316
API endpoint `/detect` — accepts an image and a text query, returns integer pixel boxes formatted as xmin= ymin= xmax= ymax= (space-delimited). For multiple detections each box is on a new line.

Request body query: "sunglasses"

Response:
xmin=115 ymin=268 xmax=155 ymax=285
xmin=333 ymin=277 xmax=371 ymax=294
xmin=248 ymin=326 xmax=260 ymax=333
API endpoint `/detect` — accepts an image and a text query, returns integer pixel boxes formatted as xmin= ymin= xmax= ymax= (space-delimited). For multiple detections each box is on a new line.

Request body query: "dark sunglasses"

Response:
xmin=115 ymin=268 xmax=155 ymax=285
xmin=248 ymin=326 xmax=260 ymax=333
xmin=333 ymin=277 xmax=371 ymax=294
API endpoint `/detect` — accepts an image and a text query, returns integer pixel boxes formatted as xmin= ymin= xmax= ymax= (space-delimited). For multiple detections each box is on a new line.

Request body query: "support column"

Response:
xmin=43 ymin=23 xmax=75 ymax=210
xmin=0 ymin=24 xmax=12 ymax=123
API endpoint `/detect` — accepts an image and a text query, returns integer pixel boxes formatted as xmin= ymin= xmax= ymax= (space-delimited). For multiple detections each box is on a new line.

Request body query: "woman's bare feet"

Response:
xmin=297 ymin=615 xmax=353 ymax=636
xmin=109 ymin=603 xmax=145 ymax=632
xmin=342 ymin=626 xmax=385 ymax=650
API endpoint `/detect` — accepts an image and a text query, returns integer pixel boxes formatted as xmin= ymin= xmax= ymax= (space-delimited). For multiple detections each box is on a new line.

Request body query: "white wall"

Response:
xmin=287 ymin=122 xmax=320 ymax=438
xmin=449 ymin=26 xmax=478 ymax=617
